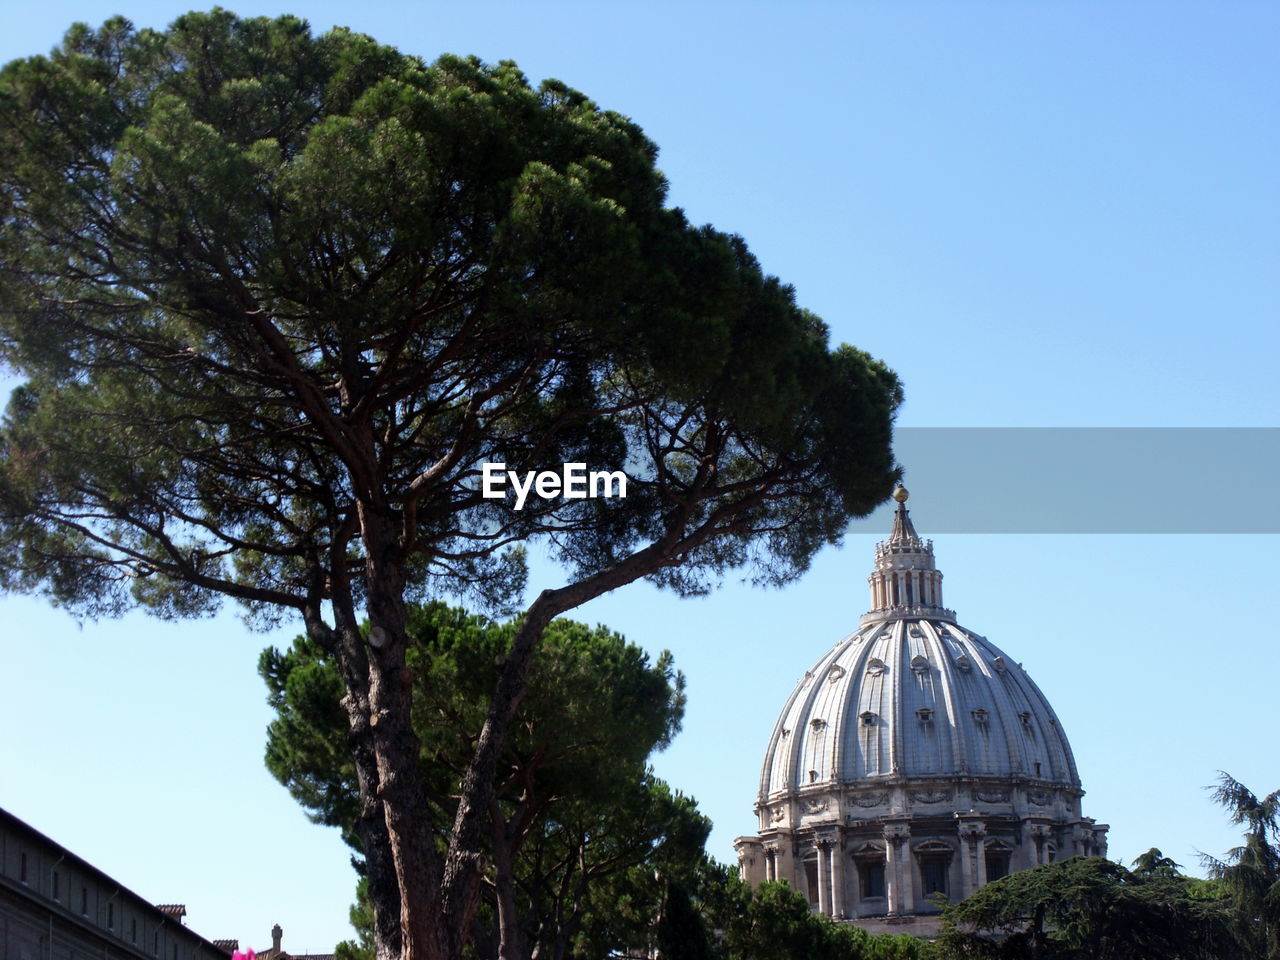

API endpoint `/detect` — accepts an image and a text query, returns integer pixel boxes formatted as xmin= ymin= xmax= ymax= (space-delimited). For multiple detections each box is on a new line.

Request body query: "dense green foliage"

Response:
xmin=261 ymin=602 xmax=706 ymax=959
xmin=936 ymin=856 xmax=1234 ymax=960
xmin=0 ymin=10 xmax=900 ymax=620
xmin=700 ymin=873 xmax=935 ymax=960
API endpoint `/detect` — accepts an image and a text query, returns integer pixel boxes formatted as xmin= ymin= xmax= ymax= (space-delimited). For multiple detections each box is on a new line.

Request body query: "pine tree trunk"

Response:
xmin=358 ymin=509 xmax=448 ymax=960
xmin=491 ymin=810 xmax=522 ymax=960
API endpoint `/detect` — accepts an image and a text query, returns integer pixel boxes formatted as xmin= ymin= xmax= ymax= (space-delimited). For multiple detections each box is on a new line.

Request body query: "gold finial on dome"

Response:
xmin=892 ymin=485 xmax=909 ymax=503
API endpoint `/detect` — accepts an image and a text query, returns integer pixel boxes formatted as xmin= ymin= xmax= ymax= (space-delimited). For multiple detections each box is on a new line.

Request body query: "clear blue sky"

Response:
xmin=2 ymin=1 xmax=1276 ymax=952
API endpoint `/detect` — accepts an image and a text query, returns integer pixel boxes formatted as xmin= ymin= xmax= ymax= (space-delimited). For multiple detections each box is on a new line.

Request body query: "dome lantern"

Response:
xmin=865 ymin=490 xmax=954 ymax=623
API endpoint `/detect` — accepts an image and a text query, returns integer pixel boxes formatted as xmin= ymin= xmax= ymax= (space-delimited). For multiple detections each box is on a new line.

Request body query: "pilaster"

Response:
xmin=831 ymin=836 xmax=847 ymax=918
xmin=956 ymin=817 xmax=986 ymax=899
xmin=883 ymin=820 xmax=912 ymax=916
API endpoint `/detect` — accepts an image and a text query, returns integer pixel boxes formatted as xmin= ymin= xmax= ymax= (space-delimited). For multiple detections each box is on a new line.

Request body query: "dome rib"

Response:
xmin=929 ymin=624 xmax=965 ymax=773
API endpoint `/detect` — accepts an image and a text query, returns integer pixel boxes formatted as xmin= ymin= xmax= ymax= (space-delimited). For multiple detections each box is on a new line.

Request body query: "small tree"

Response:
xmin=261 ymin=602 xmax=707 ymax=959
xmin=1131 ymin=848 xmax=1183 ymax=879
xmin=1203 ymin=772 xmax=1280 ymax=959
xmin=0 ymin=13 xmax=900 ymax=960
xmin=698 ymin=871 xmax=934 ymax=960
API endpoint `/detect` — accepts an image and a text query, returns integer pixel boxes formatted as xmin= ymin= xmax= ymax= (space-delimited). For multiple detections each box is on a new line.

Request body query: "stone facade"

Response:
xmin=734 ymin=489 xmax=1108 ymax=935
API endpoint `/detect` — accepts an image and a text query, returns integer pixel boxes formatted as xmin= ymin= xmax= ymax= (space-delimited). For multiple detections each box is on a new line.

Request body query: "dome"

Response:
xmin=760 ymin=618 xmax=1078 ymax=795
xmin=734 ymin=492 xmax=1107 ymax=934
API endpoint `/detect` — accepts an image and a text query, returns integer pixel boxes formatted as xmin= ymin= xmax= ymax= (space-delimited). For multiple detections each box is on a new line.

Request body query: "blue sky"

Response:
xmin=1 ymin=1 xmax=1276 ymax=952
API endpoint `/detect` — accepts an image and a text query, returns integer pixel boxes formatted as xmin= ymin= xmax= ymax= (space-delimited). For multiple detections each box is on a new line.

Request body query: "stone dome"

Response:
xmin=760 ymin=617 xmax=1079 ymax=795
xmin=735 ymin=491 xmax=1107 ymax=934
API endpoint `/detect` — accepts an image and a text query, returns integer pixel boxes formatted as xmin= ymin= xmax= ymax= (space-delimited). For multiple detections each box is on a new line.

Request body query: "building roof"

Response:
xmin=0 ymin=806 xmax=233 ymax=956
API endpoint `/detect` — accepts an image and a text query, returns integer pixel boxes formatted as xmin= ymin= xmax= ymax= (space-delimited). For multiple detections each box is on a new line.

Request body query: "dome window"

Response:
xmin=827 ymin=665 xmax=845 ymax=682
xmin=909 ymin=625 xmax=923 ymax=638
xmin=971 ymin=708 xmax=990 ymax=724
xmin=810 ymin=718 xmax=827 ymax=731
xmin=914 ymin=840 xmax=954 ymax=897
xmin=916 ymin=707 xmax=935 ymax=722
xmin=1019 ymin=711 xmax=1033 ymax=727
xmin=994 ymin=657 xmax=1009 ymax=674
xmin=861 ymin=861 xmax=886 ymax=899
xmin=860 ymin=711 xmax=878 ymax=727
xmin=866 ymin=658 xmax=887 ymax=677
xmin=854 ymin=843 xmax=888 ymax=900
xmin=985 ymin=839 xmax=1014 ymax=881
xmin=911 ymin=655 xmax=930 ymax=675
xmin=955 ymin=655 xmax=972 ymax=673
xmin=808 ymin=770 xmax=819 ymax=783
